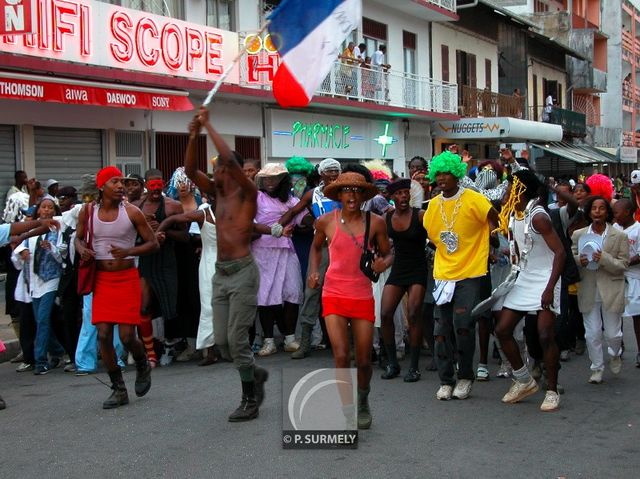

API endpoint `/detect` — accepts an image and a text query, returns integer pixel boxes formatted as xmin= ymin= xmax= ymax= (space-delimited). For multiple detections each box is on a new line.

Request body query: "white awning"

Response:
xmin=531 ymin=142 xmax=618 ymax=164
xmin=432 ymin=117 xmax=563 ymax=142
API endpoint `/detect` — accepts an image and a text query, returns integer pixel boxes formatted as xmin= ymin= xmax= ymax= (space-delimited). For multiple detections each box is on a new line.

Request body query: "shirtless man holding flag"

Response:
xmin=185 ymin=107 xmax=268 ymax=422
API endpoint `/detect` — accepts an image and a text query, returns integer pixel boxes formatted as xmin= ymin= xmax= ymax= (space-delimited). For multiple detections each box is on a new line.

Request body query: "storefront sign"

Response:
xmin=620 ymin=146 xmax=638 ymax=163
xmin=433 ymin=117 xmax=562 ymax=142
xmin=0 ymin=73 xmax=193 ymax=110
xmin=1 ymin=0 xmax=35 ymax=35
xmin=0 ymin=0 xmax=238 ymax=83
xmin=292 ymin=121 xmax=351 ymax=149
xmin=269 ymin=110 xmax=402 ymax=159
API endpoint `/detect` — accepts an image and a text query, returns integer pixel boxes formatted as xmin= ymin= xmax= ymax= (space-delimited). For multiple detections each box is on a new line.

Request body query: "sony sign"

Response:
xmin=1 ymin=0 xmax=35 ymax=35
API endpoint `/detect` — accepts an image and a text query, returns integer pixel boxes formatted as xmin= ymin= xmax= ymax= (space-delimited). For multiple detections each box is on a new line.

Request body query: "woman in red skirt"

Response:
xmin=75 ymin=166 xmax=159 ymax=409
xmin=308 ymin=172 xmax=392 ymax=429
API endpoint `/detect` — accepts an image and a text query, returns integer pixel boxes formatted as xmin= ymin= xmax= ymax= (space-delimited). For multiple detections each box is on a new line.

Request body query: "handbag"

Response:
xmin=359 ymin=211 xmax=380 ymax=283
xmin=77 ymin=202 xmax=96 ymax=296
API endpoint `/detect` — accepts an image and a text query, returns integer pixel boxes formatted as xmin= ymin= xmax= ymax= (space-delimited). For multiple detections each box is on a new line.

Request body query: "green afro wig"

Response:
xmin=285 ymin=156 xmax=315 ymax=176
xmin=428 ymin=151 xmax=467 ymax=182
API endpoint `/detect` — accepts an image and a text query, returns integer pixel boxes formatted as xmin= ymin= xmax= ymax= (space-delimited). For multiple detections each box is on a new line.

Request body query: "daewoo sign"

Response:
xmin=0 ymin=0 xmax=239 ymax=83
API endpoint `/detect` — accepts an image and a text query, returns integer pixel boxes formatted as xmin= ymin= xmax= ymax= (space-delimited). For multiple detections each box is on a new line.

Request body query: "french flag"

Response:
xmin=268 ymin=0 xmax=362 ymax=108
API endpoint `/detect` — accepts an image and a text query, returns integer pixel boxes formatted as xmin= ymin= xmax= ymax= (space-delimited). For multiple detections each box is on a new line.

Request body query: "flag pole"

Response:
xmin=202 ymin=22 xmax=271 ymax=107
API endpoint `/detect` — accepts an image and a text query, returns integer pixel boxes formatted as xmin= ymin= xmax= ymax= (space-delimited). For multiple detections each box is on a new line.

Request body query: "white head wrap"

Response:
xmin=318 ymin=158 xmax=341 ymax=174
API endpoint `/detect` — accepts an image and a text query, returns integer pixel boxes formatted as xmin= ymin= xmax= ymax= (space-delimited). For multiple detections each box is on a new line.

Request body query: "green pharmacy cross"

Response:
xmin=374 ymin=123 xmax=396 ymax=157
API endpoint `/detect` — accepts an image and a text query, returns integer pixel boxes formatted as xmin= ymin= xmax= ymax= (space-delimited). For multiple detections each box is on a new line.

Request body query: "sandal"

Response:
xmin=476 ymin=365 xmax=490 ymax=381
xmin=198 ymin=355 xmax=219 ymax=367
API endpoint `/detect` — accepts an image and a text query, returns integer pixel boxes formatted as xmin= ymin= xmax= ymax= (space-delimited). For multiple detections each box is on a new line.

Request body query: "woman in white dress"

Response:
xmin=494 ymin=170 xmax=566 ymax=412
xmin=157 ymin=202 xmax=219 ymax=365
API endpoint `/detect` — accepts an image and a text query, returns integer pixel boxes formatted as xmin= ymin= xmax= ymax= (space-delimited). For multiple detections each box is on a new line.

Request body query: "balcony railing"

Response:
xmin=317 ymin=62 xmax=458 ymax=114
xmin=622 ymin=81 xmax=639 ymax=109
xmin=623 ymin=131 xmax=640 ymax=148
xmin=425 ymin=0 xmax=457 ymax=12
xmin=459 ymin=85 xmax=525 ymax=119
xmin=623 ymin=30 xmax=635 ymax=53
xmin=528 ymin=106 xmax=587 ymax=138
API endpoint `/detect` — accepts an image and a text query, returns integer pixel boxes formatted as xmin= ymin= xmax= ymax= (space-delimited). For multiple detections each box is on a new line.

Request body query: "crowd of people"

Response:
xmin=1 ymin=108 xmax=639 ymax=428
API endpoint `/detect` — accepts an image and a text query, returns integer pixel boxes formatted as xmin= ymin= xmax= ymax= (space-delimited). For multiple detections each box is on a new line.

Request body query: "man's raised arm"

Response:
xmin=196 ymin=107 xmax=257 ymax=196
xmin=185 ymin=116 xmax=216 ymax=195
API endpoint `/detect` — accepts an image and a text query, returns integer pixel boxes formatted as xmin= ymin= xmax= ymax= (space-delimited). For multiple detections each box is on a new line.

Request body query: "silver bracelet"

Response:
xmin=271 ymin=223 xmax=284 ymax=238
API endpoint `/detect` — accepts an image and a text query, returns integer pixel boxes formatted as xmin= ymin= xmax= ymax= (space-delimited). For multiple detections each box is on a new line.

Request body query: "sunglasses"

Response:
xmin=340 ymin=186 xmax=364 ymax=194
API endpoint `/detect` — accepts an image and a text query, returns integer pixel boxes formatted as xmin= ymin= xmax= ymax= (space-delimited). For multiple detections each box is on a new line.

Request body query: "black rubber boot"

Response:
xmin=291 ymin=324 xmax=312 ymax=359
xmin=103 ymin=370 xmax=129 ymax=409
xmin=254 ymin=366 xmax=269 ymax=407
xmin=134 ymin=358 xmax=152 ymax=397
xmin=357 ymin=387 xmax=372 ymax=429
xmin=228 ymin=381 xmax=259 ymax=422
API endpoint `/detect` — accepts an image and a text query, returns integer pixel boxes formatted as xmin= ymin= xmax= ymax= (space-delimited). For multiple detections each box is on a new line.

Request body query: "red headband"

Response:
xmin=96 ymin=166 xmax=123 ymax=189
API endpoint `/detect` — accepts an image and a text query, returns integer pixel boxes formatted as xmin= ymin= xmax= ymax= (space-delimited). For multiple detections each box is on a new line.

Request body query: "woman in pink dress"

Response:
xmin=308 ymin=172 xmax=392 ymax=430
xmin=252 ymin=164 xmax=305 ymax=356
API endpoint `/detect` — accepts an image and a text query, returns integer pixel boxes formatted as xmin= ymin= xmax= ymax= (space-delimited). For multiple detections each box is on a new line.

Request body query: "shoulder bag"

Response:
xmin=77 ymin=202 xmax=96 ymax=296
xmin=360 ymin=211 xmax=380 ymax=283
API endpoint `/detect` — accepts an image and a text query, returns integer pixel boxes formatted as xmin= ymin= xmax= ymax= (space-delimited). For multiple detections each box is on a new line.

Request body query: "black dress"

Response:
xmin=385 ymin=208 xmax=428 ymax=287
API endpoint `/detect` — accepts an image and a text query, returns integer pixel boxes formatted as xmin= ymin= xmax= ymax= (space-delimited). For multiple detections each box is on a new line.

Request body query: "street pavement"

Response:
xmin=1 ymin=320 xmax=640 ymax=479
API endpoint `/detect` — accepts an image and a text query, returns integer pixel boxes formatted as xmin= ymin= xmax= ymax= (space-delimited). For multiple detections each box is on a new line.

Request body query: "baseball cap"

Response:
xmin=44 ymin=179 xmax=59 ymax=189
xmin=124 ymin=173 xmax=144 ymax=184
xmin=631 ymin=170 xmax=640 ymax=185
xmin=58 ymin=186 xmax=78 ymax=198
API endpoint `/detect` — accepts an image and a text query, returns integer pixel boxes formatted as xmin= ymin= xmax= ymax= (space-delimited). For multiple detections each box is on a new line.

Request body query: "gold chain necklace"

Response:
xmin=438 ymin=188 xmax=464 ymax=254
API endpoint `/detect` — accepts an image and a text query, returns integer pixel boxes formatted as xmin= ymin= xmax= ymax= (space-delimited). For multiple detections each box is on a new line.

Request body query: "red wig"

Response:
xmin=585 ymin=173 xmax=613 ymax=202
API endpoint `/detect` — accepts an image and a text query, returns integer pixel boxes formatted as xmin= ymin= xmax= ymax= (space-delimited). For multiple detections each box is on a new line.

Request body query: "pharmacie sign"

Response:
xmin=0 ymin=0 xmax=239 ymax=83
xmin=269 ymin=110 xmax=401 ymax=159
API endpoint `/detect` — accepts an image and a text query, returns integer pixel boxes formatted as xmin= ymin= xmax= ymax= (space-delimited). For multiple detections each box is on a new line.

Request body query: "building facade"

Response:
xmin=0 ymin=0 xmax=460 ymax=209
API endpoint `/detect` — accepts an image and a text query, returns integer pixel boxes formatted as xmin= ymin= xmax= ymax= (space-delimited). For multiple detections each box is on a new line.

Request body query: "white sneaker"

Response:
xmin=588 ymin=369 xmax=604 ymax=384
xmin=609 ymin=356 xmax=622 ymax=375
xmin=540 ymin=390 xmax=560 ymax=412
xmin=436 ymin=385 xmax=453 ymax=400
xmin=283 ymin=335 xmax=300 ymax=353
xmin=15 ymin=362 xmax=34 ymax=372
xmin=502 ymin=378 xmax=539 ymax=403
xmin=258 ymin=338 xmax=277 ymax=357
xmin=452 ymin=379 xmax=473 ymax=399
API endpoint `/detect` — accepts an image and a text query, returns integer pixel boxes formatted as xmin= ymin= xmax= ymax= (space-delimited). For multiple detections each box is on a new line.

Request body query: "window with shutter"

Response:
xmin=235 ymin=137 xmax=261 ymax=162
xmin=362 ymin=17 xmax=387 ymax=40
xmin=467 ymin=54 xmax=477 ymax=88
xmin=441 ymin=45 xmax=449 ymax=82
xmin=456 ymin=50 xmax=464 ymax=86
xmin=156 ymin=133 xmax=206 ymax=182
xmin=485 ymin=59 xmax=491 ymax=90
xmin=533 ymin=74 xmax=538 ymax=120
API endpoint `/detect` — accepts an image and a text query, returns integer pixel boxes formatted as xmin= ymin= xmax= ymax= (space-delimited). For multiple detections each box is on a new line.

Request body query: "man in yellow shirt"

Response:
xmin=423 ymin=151 xmax=498 ymax=401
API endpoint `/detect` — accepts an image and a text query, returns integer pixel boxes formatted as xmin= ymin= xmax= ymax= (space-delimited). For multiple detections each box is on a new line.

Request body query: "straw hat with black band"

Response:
xmin=323 ymin=172 xmax=378 ymax=201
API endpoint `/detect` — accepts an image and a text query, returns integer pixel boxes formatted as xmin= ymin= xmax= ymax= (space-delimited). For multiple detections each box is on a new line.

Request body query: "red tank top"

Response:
xmin=323 ymin=211 xmax=373 ymax=300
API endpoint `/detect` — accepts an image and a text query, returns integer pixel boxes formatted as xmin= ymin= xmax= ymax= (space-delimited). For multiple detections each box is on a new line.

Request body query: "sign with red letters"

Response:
xmin=1 ymin=0 xmax=35 ymax=35
xmin=0 ymin=0 xmax=239 ymax=83
xmin=0 ymin=73 xmax=194 ymax=110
